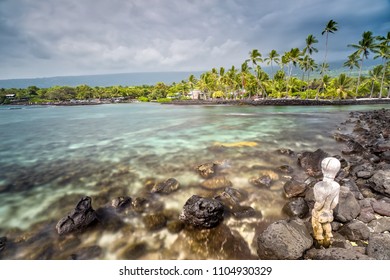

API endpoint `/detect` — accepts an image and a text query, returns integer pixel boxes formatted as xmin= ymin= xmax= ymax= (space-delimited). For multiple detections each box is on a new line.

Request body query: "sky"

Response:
xmin=0 ymin=0 xmax=389 ymax=79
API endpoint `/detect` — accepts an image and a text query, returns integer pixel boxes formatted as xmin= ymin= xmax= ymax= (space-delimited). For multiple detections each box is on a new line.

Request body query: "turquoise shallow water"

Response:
xmin=0 ymin=103 xmax=389 ymax=259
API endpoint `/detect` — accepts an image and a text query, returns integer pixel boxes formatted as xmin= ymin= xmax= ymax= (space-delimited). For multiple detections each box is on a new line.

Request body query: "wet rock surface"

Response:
xmin=55 ymin=196 xmax=97 ymax=235
xmin=179 ymin=195 xmax=224 ymax=228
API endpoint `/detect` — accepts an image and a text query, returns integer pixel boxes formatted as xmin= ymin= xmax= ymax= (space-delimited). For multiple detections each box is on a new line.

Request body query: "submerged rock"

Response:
xmin=172 ymin=224 xmax=254 ymax=259
xmin=201 ymin=176 xmax=232 ymax=190
xmin=55 ymin=196 xmax=97 ymax=235
xmin=256 ymin=219 xmax=313 ymax=260
xmin=70 ymin=245 xmax=102 ymax=260
xmin=142 ymin=213 xmax=167 ymax=231
xmin=179 ymin=195 xmax=224 ymax=228
xmin=151 ymin=178 xmax=180 ymax=194
xmin=196 ymin=162 xmax=217 ymax=178
xmin=249 ymin=175 xmax=272 ymax=188
xmin=111 ymin=196 xmax=132 ymax=212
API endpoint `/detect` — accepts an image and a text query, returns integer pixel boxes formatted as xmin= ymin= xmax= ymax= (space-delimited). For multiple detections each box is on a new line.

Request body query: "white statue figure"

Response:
xmin=311 ymin=157 xmax=341 ymax=247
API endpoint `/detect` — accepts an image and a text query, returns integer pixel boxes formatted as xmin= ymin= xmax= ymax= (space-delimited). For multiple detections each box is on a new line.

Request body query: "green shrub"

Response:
xmin=137 ymin=96 xmax=149 ymax=102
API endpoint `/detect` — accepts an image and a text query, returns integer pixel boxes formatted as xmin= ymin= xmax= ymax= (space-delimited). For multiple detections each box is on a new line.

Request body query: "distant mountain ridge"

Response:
xmin=0 ymin=71 xmax=205 ymax=89
xmin=0 ymin=60 xmax=377 ymax=89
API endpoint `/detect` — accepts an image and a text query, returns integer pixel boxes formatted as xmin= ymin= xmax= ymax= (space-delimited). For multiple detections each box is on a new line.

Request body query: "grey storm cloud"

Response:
xmin=0 ymin=0 xmax=389 ymax=79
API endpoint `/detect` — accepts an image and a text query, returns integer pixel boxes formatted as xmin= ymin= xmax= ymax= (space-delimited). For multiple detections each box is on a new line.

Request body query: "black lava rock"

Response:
xmin=179 ymin=195 xmax=224 ymax=228
xmin=55 ymin=196 xmax=97 ymax=235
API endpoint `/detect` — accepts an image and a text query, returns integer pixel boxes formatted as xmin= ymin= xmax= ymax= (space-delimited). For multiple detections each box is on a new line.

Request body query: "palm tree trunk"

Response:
xmin=379 ymin=60 xmax=386 ymax=99
xmin=355 ymin=58 xmax=364 ymax=100
xmin=370 ymin=81 xmax=374 ymax=98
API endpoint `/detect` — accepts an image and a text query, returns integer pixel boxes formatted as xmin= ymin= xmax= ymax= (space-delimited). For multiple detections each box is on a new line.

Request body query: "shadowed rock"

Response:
xmin=179 ymin=195 xmax=224 ymax=228
xmin=55 ymin=196 xmax=97 ymax=235
xmin=338 ymin=220 xmax=370 ymax=241
xmin=282 ymin=197 xmax=309 ymax=218
xmin=334 ymin=187 xmax=361 ymax=223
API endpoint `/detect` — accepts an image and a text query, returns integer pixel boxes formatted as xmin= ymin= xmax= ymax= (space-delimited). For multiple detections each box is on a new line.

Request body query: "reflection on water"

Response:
xmin=0 ymin=103 xmax=388 ymax=259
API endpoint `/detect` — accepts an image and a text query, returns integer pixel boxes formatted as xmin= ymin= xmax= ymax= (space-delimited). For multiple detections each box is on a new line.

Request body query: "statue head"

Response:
xmin=321 ymin=157 xmax=341 ymax=181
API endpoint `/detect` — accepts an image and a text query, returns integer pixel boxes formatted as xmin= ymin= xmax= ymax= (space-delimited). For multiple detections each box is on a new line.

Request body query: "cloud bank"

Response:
xmin=0 ymin=0 xmax=388 ymax=79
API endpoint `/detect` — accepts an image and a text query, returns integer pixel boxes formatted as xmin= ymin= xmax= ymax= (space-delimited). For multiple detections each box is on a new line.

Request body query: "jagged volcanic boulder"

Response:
xmin=55 ymin=196 xmax=97 ymax=235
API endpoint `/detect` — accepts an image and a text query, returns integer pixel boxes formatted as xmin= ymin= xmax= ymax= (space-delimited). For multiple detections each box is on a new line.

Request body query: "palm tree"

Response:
xmin=321 ymin=19 xmax=338 ymax=68
xmin=374 ymin=32 xmax=390 ymax=98
xmin=303 ymin=34 xmax=319 ymax=56
xmin=226 ymin=65 xmax=239 ymax=99
xmin=240 ymin=61 xmax=251 ymax=99
xmin=332 ymin=73 xmax=353 ymax=100
xmin=248 ymin=49 xmax=262 ymax=70
xmin=254 ymin=65 xmax=269 ymax=99
xmin=343 ymin=53 xmax=360 ymax=76
xmin=367 ymin=65 xmax=383 ymax=98
xmin=264 ymin=49 xmax=280 ymax=78
xmin=348 ymin=31 xmax=376 ymax=97
xmin=284 ymin=48 xmax=301 ymax=98
xmin=188 ymin=74 xmax=197 ymax=93
xmin=300 ymin=55 xmax=317 ymax=98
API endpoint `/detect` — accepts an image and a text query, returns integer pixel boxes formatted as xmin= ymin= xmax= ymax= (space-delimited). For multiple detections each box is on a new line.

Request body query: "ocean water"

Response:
xmin=0 ymin=103 xmax=388 ymax=259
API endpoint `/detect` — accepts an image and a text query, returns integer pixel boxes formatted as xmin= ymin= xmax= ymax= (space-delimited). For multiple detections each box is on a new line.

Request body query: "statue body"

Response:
xmin=311 ymin=157 xmax=341 ymax=247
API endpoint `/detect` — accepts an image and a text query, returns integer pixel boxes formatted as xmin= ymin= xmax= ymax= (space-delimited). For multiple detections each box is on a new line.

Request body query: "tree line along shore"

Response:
xmin=1 ymin=20 xmax=389 ymax=105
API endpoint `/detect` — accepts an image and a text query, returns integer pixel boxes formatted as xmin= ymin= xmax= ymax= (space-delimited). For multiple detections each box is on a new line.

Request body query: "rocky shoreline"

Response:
xmin=256 ymin=108 xmax=390 ymax=260
xmin=1 ymin=108 xmax=390 ymax=260
xmin=167 ymin=98 xmax=390 ymax=106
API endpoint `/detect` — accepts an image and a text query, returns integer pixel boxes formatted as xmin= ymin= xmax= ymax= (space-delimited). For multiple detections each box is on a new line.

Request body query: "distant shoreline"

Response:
xmin=165 ymin=98 xmax=390 ymax=106
xmin=2 ymin=98 xmax=390 ymax=107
